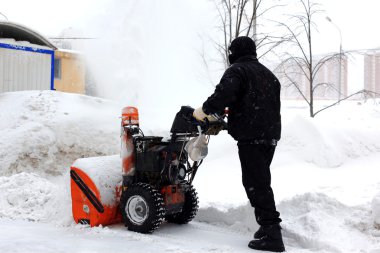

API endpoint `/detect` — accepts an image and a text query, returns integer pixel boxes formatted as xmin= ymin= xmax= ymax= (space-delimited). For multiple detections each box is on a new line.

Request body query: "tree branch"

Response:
xmin=313 ymin=90 xmax=378 ymax=117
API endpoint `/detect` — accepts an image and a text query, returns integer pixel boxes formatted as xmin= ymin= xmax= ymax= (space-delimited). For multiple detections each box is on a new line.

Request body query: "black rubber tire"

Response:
xmin=120 ymin=183 xmax=165 ymax=234
xmin=166 ymin=184 xmax=199 ymax=224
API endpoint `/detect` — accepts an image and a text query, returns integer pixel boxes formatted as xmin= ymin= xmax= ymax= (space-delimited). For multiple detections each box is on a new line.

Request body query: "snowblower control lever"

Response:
xmin=170 ymin=106 xmax=227 ymax=136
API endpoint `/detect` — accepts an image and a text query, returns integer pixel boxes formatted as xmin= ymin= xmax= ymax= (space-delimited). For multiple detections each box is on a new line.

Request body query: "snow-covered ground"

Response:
xmin=1 ymin=90 xmax=380 ymax=252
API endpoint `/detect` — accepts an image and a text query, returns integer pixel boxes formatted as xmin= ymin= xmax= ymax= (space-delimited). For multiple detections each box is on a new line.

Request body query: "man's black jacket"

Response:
xmin=202 ymin=55 xmax=281 ymax=141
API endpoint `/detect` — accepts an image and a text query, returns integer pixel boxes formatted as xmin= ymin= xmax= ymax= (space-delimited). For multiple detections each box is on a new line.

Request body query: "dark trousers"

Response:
xmin=238 ymin=142 xmax=282 ymax=226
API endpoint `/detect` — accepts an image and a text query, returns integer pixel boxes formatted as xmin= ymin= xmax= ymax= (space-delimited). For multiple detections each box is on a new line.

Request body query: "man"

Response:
xmin=193 ymin=36 xmax=285 ymax=252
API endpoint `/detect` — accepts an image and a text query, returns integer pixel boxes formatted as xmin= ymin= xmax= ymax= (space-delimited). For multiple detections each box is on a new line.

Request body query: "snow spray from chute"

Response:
xmin=70 ymin=107 xmax=138 ymax=227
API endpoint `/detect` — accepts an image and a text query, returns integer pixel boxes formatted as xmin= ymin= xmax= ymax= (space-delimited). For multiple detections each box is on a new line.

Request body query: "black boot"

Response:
xmin=254 ymin=224 xmax=283 ymax=239
xmin=248 ymin=224 xmax=285 ymax=252
xmin=254 ymin=226 xmax=265 ymax=239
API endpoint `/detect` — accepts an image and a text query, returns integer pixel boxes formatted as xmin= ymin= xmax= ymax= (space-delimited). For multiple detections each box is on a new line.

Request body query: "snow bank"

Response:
xmin=0 ymin=91 xmax=120 ymax=177
xmin=278 ymin=102 xmax=380 ymax=168
xmin=372 ymin=192 xmax=380 ymax=227
xmin=0 ymin=172 xmax=71 ymax=225
xmin=0 ymin=38 xmax=52 ymax=50
xmin=197 ymin=192 xmax=379 ymax=252
xmin=279 ymin=192 xmax=380 ymax=252
xmin=196 ymin=203 xmax=258 ymax=233
xmin=0 ymin=91 xmax=123 ymax=225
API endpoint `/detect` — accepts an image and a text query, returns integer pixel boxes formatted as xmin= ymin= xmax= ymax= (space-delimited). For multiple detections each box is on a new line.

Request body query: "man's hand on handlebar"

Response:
xmin=191 ymin=107 xmax=228 ymax=135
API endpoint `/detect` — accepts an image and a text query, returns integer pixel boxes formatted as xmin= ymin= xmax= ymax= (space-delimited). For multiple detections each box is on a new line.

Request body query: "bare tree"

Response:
xmin=275 ymin=0 xmax=348 ymax=117
xmin=0 ymin=11 xmax=8 ymax=20
xmin=212 ymin=0 xmax=285 ymax=68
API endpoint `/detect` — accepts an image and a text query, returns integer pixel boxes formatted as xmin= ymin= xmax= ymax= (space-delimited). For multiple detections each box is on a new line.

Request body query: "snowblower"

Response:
xmin=70 ymin=106 xmax=226 ymax=233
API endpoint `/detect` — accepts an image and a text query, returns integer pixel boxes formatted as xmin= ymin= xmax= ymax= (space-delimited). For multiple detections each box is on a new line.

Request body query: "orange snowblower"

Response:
xmin=70 ymin=106 xmax=226 ymax=233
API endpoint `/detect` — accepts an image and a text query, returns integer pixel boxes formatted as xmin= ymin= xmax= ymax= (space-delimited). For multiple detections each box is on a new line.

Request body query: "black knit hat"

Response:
xmin=228 ymin=36 xmax=257 ymax=64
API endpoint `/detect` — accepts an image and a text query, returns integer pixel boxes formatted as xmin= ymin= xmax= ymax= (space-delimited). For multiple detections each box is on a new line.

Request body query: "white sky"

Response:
xmin=1 ymin=0 xmax=379 ymax=53
xmin=1 ymin=0 xmax=379 ymax=99
xmin=315 ymin=0 xmax=380 ymax=52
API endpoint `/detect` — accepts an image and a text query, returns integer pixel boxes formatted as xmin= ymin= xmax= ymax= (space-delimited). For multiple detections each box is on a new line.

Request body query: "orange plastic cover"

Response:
xmin=70 ymin=166 xmax=122 ymax=227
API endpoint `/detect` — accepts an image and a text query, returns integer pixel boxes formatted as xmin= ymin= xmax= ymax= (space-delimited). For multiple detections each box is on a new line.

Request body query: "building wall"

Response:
xmin=364 ymin=52 xmax=380 ymax=95
xmin=277 ymin=55 xmax=348 ymax=100
xmin=313 ymin=56 xmax=348 ymax=99
xmin=0 ymin=43 xmax=54 ymax=92
xmin=54 ymin=50 xmax=85 ymax=94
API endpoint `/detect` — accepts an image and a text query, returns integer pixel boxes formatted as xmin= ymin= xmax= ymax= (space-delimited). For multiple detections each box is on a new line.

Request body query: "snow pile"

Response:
xmin=0 ymin=121 xmax=57 ymax=175
xmin=0 ymin=172 xmax=71 ymax=224
xmin=198 ymin=192 xmax=380 ymax=252
xmin=372 ymin=192 xmax=380 ymax=227
xmin=0 ymin=91 xmax=120 ymax=177
xmin=0 ymin=38 xmax=52 ymax=50
xmin=0 ymin=91 xmax=123 ymax=224
xmin=279 ymin=192 xmax=376 ymax=252
xmin=279 ymin=103 xmax=380 ymax=168
xmin=196 ymin=203 xmax=257 ymax=233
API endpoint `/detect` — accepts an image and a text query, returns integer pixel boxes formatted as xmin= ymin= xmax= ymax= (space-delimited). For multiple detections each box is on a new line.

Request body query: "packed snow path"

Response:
xmin=0 ymin=220 xmax=256 ymax=253
xmin=1 ymin=213 xmax=378 ymax=253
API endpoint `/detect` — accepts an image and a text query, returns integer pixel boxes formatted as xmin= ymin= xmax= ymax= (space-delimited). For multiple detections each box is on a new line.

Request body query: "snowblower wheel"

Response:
xmin=166 ymin=184 xmax=199 ymax=224
xmin=120 ymin=183 xmax=165 ymax=233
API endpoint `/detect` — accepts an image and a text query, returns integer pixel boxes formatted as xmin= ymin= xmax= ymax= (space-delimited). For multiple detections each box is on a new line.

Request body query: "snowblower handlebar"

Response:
xmin=170 ymin=106 xmax=227 ymax=136
xmin=207 ymin=113 xmax=228 ymax=129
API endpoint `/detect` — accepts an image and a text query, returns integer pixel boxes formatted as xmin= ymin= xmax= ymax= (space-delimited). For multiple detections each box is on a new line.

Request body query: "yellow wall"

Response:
xmin=54 ymin=50 xmax=85 ymax=94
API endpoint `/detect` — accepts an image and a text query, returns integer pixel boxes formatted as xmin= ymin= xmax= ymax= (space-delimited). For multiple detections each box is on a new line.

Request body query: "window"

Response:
xmin=54 ymin=58 xmax=61 ymax=79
